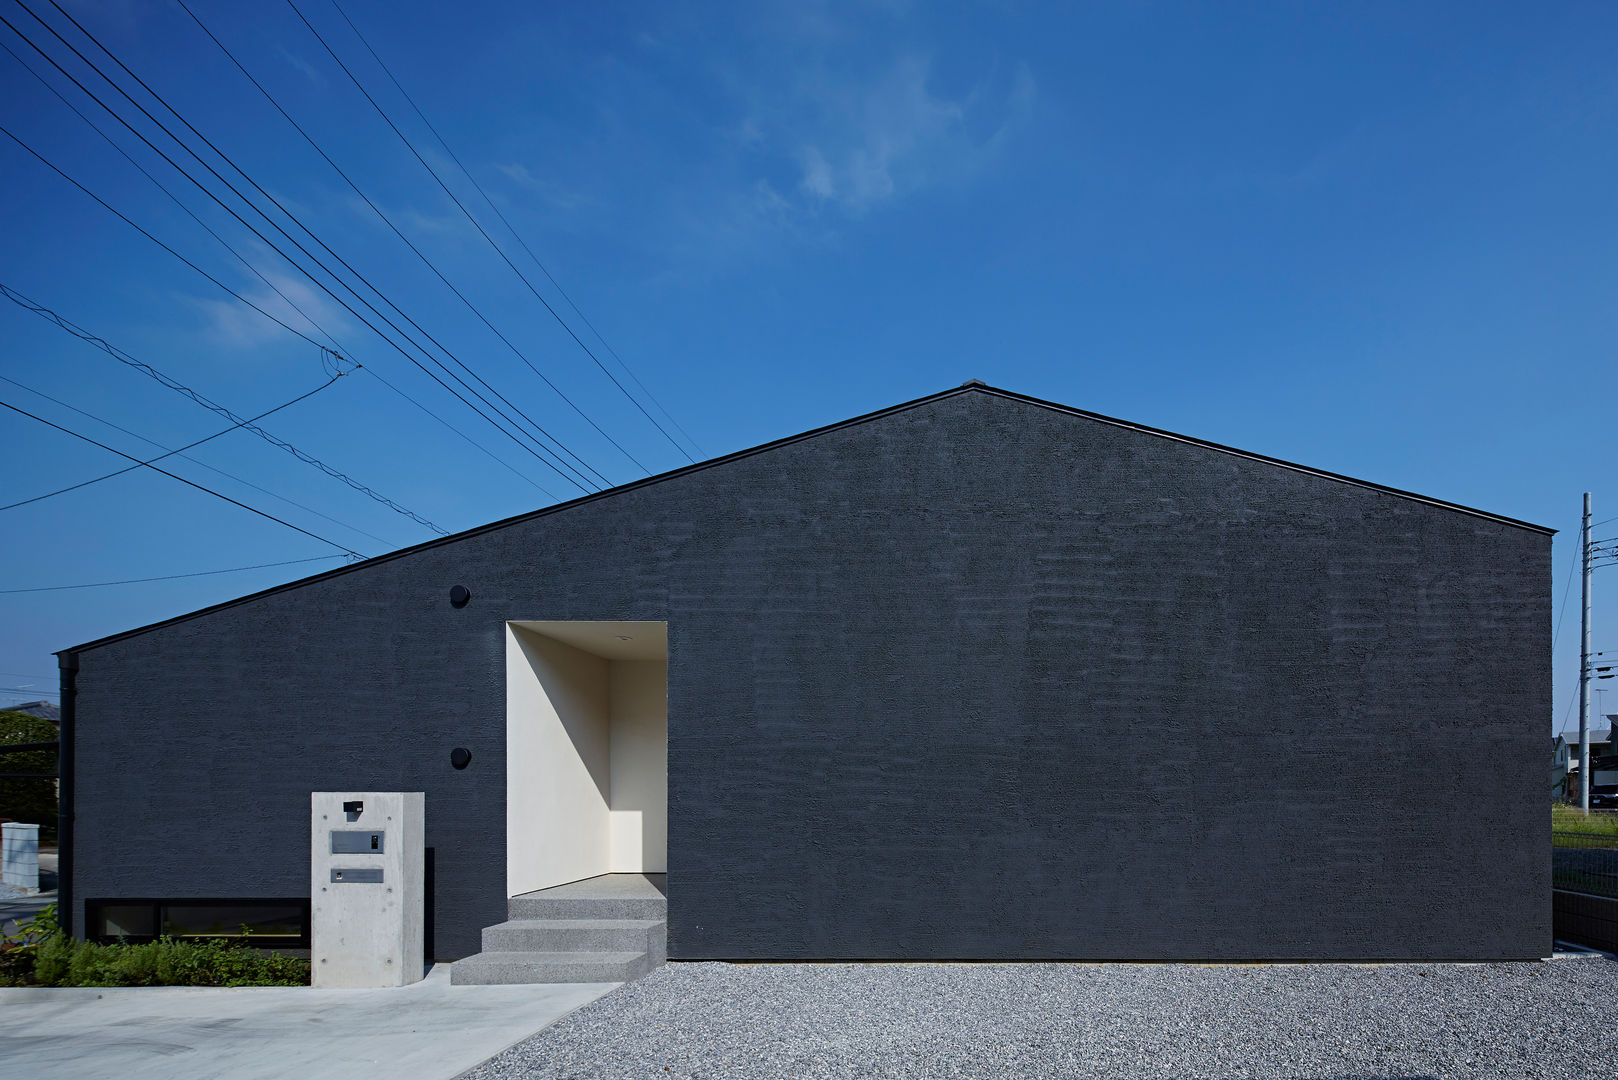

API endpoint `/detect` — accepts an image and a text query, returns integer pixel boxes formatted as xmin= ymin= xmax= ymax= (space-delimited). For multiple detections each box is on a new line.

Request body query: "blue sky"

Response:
xmin=1 ymin=1 xmax=1614 ymax=731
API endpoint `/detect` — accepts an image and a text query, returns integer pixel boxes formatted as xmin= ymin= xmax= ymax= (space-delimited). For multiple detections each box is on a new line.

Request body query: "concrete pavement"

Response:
xmin=0 ymin=964 xmax=619 ymax=1080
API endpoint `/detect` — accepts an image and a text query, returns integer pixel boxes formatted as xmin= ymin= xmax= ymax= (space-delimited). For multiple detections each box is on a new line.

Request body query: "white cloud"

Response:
xmin=648 ymin=44 xmax=1035 ymax=273
xmin=774 ymin=54 xmax=1035 ymax=214
xmin=799 ymin=145 xmax=836 ymax=199
xmin=276 ymin=47 xmax=325 ymax=87
xmin=494 ymin=162 xmax=595 ymax=215
xmin=186 ymin=265 xmax=351 ymax=353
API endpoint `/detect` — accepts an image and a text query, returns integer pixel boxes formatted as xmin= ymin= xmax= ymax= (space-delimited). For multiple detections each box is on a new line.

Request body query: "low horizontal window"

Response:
xmin=85 ymin=899 xmax=308 ymax=946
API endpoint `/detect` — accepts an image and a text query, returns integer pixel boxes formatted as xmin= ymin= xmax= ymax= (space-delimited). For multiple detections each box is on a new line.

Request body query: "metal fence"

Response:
xmin=1552 ymin=831 xmax=1618 ymax=899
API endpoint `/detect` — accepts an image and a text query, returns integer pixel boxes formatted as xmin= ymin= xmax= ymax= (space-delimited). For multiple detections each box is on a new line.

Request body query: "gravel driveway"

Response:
xmin=462 ymin=955 xmax=1615 ymax=1080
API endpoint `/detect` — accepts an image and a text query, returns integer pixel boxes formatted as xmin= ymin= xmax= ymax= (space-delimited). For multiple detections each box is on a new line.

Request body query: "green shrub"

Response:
xmin=1 ymin=905 xmax=309 ymax=987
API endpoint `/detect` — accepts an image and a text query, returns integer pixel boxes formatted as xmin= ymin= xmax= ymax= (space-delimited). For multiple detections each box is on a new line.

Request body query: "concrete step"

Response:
xmin=449 ymin=950 xmax=649 ymax=985
xmin=481 ymin=918 xmax=664 ymax=953
xmin=507 ymin=875 xmax=667 ymax=921
xmin=506 ymin=894 xmax=667 ymax=920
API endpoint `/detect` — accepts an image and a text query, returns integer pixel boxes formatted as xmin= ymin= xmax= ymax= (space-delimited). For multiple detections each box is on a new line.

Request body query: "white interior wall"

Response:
xmin=507 ymin=623 xmax=668 ymax=896
xmin=505 ymin=625 xmax=611 ymax=897
xmin=609 ymin=660 xmax=669 ymax=873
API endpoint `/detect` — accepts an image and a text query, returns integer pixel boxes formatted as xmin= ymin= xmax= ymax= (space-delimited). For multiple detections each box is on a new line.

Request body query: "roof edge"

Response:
xmin=979 ymin=385 xmax=1555 ymax=535
xmin=60 ymin=382 xmax=1553 ymax=655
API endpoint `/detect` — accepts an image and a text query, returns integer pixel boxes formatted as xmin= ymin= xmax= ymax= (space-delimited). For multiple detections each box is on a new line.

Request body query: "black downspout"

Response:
xmin=57 ymin=650 xmax=77 ymax=938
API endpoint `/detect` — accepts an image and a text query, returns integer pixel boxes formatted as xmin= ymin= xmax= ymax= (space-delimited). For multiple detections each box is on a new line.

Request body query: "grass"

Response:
xmin=1552 ymin=804 xmax=1618 ymax=842
xmin=0 ymin=905 xmax=309 ymax=988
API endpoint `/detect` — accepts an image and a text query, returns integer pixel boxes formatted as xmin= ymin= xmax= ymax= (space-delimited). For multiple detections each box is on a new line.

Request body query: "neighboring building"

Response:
xmin=1558 ymin=717 xmax=1618 ymax=801
xmin=6 ymin=701 xmax=60 ymax=725
xmin=1554 ymin=735 xmax=1571 ymax=799
xmin=55 ymin=384 xmax=1552 ymax=962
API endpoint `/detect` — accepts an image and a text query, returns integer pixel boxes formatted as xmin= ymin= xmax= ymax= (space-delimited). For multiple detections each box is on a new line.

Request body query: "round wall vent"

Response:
xmin=449 ymin=585 xmax=471 ymax=608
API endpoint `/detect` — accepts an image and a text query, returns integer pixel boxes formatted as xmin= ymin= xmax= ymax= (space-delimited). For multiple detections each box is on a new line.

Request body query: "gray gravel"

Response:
xmin=462 ymin=955 xmax=1617 ymax=1079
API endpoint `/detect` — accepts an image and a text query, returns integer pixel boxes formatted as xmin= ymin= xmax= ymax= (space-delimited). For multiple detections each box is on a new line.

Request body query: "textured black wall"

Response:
xmin=65 ymin=388 xmax=1552 ymax=960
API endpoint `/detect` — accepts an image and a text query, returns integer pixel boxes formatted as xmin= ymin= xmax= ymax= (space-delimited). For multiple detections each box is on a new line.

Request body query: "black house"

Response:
xmin=56 ymin=383 xmax=1552 ymax=962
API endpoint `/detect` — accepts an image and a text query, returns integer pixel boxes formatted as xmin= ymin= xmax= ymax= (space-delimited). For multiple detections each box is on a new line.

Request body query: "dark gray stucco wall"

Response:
xmin=66 ymin=389 xmax=1552 ymax=960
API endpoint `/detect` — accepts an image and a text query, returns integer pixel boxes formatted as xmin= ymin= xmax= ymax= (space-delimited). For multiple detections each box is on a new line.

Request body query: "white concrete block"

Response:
xmin=310 ymin=792 xmax=424 ymax=988
xmin=2 ymin=822 xmax=39 ymax=892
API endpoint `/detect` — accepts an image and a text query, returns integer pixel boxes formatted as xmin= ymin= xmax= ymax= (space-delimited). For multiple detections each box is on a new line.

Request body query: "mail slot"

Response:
xmin=330 ymin=830 xmax=384 ymax=854
xmin=331 ymin=867 xmax=384 ymax=883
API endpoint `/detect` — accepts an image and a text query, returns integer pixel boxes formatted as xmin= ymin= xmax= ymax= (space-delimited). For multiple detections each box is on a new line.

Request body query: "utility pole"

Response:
xmin=1580 ymin=492 xmax=1593 ymax=812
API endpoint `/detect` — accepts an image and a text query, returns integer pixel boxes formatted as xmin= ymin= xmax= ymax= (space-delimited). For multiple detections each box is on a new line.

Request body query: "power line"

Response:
xmin=286 ymin=0 xmax=687 ymax=470
xmin=0 ymin=119 xmax=326 ymax=351
xmin=1554 ymin=539 xmax=1579 ymax=652
xmin=0 ymin=397 xmax=365 ymax=557
xmin=0 ymin=554 xmax=345 ymax=593
xmin=176 ymin=0 xmax=613 ymax=491
xmin=1 ymin=35 xmax=342 ymax=351
xmin=329 ymin=0 xmax=706 ymax=461
xmin=360 ymin=366 xmax=557 ymax=501
xmin=0 ymin=370 xmax=395 ymax=548
xmin=0 ymin=371 xmax=341 ymax=511
xmin=0 ymin=282 xmax=446 ymax=534
xmin=0 ymin=38 xmax=559 ymax=505
xmin=8 ymin=1 xmax=602 ymax=496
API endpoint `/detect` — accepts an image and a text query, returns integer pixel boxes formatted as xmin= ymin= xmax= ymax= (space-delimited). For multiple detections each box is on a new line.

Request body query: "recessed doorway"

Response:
xmin=505 ymin=620 xmax=667 ymax=897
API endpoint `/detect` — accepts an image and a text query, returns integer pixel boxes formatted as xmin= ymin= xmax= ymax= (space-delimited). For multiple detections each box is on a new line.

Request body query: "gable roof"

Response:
xmin=60 ymin=382 xmax=1553 ymax=655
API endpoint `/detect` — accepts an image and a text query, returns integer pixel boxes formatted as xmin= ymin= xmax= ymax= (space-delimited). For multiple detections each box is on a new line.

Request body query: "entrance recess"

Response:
xmin=505 ymin=621 xmax=668 ymax=897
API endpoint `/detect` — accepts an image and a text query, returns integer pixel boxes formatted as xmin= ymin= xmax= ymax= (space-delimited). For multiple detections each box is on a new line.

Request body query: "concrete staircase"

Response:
xmin=450 ymin=873 xmax=666 ymax=985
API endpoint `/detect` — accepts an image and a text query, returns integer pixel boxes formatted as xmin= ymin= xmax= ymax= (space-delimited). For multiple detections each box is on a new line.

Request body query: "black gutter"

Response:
xmin=57 ymin=650 xmax=76 ymax=937
xmin=57 ymin=382 xmax=1556 ymax=657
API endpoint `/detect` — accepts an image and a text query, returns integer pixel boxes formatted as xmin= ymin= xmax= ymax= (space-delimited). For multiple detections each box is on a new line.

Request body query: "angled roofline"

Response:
xmin=60 ymin=382 xmax=1553 ymax=655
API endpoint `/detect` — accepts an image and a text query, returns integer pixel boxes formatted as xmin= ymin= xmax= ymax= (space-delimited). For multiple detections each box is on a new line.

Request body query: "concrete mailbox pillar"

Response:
xmin=310 ymin=792 xmax=424 ymax=988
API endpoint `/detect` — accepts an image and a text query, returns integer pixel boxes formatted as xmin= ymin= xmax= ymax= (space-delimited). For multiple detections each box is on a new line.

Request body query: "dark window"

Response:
xmin=85 ymin=899 xmax=309 ymax=947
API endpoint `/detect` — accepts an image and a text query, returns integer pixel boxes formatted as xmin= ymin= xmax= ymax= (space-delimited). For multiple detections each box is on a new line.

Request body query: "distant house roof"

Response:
xmin=1558 ymin=725 xmax=1615 ymax=741
xmin=5 ymin=700 xmax=59 ymax=724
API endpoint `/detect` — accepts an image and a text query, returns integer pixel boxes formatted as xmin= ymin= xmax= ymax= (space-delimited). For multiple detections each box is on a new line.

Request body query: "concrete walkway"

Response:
xmin=0 ymin=964 xmax=618 ymax=1080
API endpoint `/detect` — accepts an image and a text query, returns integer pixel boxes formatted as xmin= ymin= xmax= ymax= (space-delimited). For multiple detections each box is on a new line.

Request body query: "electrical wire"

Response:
xmin=9 ymin=0 xmax=594 ymax=494
xmin=0 ymin=282 xmax=446 ymax=534
xmin=1 ymin=36 xmax=339 ymax=350
xmin=0 ymin=554 xmax=345 ymax=593
xmin=0 ymin=398 xmax=365 ymax=557
xmin=360 ymin=366 xmax=557 ymax=501
xmin=0 ymin=46 xmax=563 ymax=508
xmin=179 ymin=0 xmax=620 ymax=487
xmin=0 ymin=39 xmax=558 ymax=504
xmin=329 ymin=0 xmax=706 ymax=461
xmin=0 ymin=373 xmax=395 ymax=546
xmin=0 ymin=371 xmax=341 ymax=511
xmin=1553 ymin=542 xmax=1579 ymax=652
xmin=0 ymin=121 xmax=325 ymax=350
xmin=51 ymin=0 xmax=600 ymax=493
xmin=286 ymin=0 xmax=687 ymax=469
xmin=8 ymin=1 xmax=602 ymax=495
